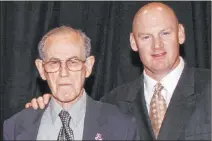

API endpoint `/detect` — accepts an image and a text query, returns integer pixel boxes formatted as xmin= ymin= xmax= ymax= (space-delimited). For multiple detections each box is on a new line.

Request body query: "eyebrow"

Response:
xmin=161 ymin=28 xmax=173 ymax=32
xmin=137 ymin=32 xmax=151 ymax=37
xmin=137 ymin=28 xmax=173 ymax=36
xmin=48 ymin=56 xmax=81 ymax=61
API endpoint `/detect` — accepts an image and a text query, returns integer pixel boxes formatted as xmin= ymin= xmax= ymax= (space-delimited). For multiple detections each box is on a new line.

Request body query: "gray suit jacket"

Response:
xmin=101 ymin=66 xmax=211 ymax=140
xmin=4 ymin=95 xmax=138 ymax=140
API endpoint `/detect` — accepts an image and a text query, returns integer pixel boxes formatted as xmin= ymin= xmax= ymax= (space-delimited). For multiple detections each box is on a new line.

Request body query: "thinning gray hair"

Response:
xmin=38 ymin=26 xmax=91 ymax=60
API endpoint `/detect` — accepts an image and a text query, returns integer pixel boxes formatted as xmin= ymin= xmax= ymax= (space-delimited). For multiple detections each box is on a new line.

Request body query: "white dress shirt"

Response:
xmin=144 ymin=57 xmax=185 ymax=113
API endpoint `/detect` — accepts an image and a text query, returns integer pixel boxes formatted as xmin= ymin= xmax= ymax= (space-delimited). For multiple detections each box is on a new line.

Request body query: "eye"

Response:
xmin=142 ymin=35 xmax=150 ymax=40
xmin=47 ymin=61 xmax=60 ymax=68
xmin=67 ymin=59 xmax=80 ymax=65
xmin=49 ymin=61 xmax=59 ymax=64
xmin=47 ymin=61 xmax=59 ymax=65
xmin=71 ymin=60 xmax=78 ymax=64
xmin=162 ymin=31 xmax=170 ymax=35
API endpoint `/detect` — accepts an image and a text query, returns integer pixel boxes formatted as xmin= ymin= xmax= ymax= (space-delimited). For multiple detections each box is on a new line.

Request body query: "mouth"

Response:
xmin=58 ymin=83 xmax=72 ymax=86
xmin=151 ymin=52 xmax=167 ymax=59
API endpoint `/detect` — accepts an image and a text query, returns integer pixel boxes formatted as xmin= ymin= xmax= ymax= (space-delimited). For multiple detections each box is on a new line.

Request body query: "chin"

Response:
xmin=60 ymin=99 xmax=75 ymax=103
xmin=53 ymin=95 xmax=75 ymax=103
xmin=61 ymin=96 xmax=77 ymax=103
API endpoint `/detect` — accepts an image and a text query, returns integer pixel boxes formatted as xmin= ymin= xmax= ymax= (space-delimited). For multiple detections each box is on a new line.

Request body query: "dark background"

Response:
xmin=1 ymin=1 xmax=211 ymax=123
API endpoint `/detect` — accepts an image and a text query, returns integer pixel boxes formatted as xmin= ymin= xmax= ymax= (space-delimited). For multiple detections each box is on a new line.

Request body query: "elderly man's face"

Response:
xmin=130 ymin=5 xmax=185 ymax=79
xmin=36 ymin=32 xmax=94 ymax=104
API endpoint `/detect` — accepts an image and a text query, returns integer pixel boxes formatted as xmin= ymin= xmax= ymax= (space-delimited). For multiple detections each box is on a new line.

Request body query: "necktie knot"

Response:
xmin=155 ymin=83 xmax=164 ymax=93
xmin=59 ymin=110 xmax=71 ymax=126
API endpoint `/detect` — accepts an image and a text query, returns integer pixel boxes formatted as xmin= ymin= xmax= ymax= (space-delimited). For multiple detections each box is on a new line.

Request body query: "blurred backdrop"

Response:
xmin=1 ymin=1 xmax=211 ymax=122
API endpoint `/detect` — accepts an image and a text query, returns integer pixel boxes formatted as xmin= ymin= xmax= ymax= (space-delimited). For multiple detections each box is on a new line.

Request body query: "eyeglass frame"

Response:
xmin=42 ymin=57 xmax=87 ymax=73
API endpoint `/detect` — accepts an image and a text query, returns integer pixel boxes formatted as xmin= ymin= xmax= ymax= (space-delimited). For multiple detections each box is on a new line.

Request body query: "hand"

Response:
xmin=25 ymin=94 xmax=52 ymax=109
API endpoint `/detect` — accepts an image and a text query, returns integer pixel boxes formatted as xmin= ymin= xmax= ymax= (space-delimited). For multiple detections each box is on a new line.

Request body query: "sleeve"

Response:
xmin=3 ymin=119 xmax=15 ymax=140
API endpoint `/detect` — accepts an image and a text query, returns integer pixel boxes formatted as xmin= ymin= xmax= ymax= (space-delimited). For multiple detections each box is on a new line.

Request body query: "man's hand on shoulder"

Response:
xmin=25 ymin=94 xmax=52 ymax=109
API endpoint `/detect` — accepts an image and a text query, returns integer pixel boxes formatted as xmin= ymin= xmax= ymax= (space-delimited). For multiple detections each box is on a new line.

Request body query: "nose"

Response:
xmin=153 ymin=36 xmax=163 ymax=49
xmin=59 ymin=62 xmax=69 ymax=77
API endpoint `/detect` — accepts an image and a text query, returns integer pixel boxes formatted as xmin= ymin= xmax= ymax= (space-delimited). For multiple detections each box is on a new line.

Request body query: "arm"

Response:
xmin=3 ymin=119 xmax=15 ymax=140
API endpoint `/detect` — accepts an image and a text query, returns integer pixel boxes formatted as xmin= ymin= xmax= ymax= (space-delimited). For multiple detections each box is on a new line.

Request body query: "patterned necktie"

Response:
xmin=149 ymin=83 xmax=167 ymax=138
xmin=57 ymin=110 xmax=74 ymax=141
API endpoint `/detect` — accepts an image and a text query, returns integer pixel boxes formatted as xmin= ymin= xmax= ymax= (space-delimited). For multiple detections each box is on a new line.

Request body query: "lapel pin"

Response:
xmin=95 ymin=133 xmax=103 ymax=140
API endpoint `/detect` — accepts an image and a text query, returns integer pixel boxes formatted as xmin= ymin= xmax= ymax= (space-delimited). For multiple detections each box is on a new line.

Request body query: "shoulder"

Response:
xmin=193 ymin=68 xmax=210 ymax=81
xmin=97 ymin=100 xmax=136 ymax=127
xmin=112 ymin=76 xmax=142 ymax=93
xmin=98 ymin=100 xmax=130 ymax=116
xmin=3 ymin=108 xmax=43 ymax=139
xmin=4 ymin=108 xmax=41 ymax=124
xmin=189 ymin=68 xmax=211 ymax=89
xmin=101 ymin=76 xmax=142 ymax=103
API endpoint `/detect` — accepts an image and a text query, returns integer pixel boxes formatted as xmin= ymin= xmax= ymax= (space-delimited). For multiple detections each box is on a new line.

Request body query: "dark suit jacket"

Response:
xmin=101 ymin=66 xmax=211 ymax=140
xmin=4 ymin=95 xmax=138 ymax=140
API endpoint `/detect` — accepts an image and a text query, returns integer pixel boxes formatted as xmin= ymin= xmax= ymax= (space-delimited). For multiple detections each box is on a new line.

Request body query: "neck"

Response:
xmin=54 ymin=89 xmax=84 ymax=110
xmin=147 ymin=72 xmax=168 ymax=81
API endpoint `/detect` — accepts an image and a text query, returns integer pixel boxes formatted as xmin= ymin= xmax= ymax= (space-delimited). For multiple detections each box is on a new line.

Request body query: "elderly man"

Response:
xmin=26 ymin=2 xmax=211 ymax=140
xmin=3 ymin=26 xmax=138 ymax=140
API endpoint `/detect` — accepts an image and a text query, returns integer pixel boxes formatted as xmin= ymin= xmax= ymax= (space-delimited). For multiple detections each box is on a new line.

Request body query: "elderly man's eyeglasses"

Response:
xmin=42 ymin=58 xmax=86 ymax=73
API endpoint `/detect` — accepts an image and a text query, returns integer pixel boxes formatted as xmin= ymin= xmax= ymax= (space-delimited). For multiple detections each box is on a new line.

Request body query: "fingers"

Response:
xmin=37 ymin=96 xmax=45 ymax=109
xmin=25 ymin=94 xmax=51 ymax=110
xmin=25 ymin=103 xmax=32 ymax=108
xmin=31 ymin=98 xmax=38 ymax=109
xmin=43 ymin=94 xmax=52 ymax=105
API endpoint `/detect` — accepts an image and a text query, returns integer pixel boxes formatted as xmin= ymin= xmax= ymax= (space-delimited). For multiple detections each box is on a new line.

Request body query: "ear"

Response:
xmin=178 ymin=24 xmax=186 ymax=45
xmin=130 ymin=33 xmax=138 ymax=51
xmin=35 ymin=59 xmax=47 ymax=80
xmin=84 ymin=56 xmax=95 ymax=78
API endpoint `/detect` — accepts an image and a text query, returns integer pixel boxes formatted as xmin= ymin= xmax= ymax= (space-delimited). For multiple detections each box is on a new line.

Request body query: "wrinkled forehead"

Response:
xmin=46 ymin=31 xmax=84 ymax=46
xmin=43 ymin=31 xmax=85 ymax=60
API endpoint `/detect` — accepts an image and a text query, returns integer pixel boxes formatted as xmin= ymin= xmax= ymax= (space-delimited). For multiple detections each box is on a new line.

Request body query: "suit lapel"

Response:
xmin=83 ymin=95 xmax=127 ymax=140
xmin=16 ymin=108 xmax=46 ymax=140
xmin=158 ymin=67 xmax=197 ymax=140
xmin=133 ymin=77 xmax=155 ymax=140
xmin=115 ymin=76 xmax=154 ymax=140
xmin=83 ymin=96 xmax=109 ymax=140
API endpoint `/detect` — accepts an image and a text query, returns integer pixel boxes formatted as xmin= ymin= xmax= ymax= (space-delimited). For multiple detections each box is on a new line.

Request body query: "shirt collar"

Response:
xmin=160 ymin=57 xmax=185 ymax=94
xmin=144 ymin=71 xmax=157 ymax=98
xmin=49 ymin=90 xmax=87 ymax=127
